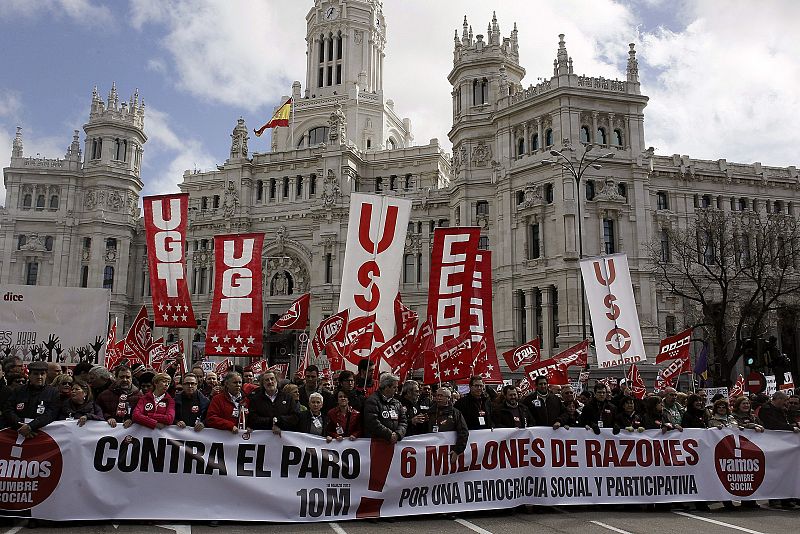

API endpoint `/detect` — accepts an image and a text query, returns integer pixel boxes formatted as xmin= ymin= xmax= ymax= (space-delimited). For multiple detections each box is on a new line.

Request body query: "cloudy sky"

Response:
xmin=1 ymin=0 xmax=798 ymax=205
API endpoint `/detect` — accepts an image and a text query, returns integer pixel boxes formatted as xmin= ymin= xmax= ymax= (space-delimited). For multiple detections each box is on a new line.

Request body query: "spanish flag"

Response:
xmin=254 ymin=98 xmax=292 ymax=136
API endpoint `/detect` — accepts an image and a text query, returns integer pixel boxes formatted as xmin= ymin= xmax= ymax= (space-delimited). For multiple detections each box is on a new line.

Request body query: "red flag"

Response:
xmin=410 ymin=316 xmax=435 ymax=369
xmin=626 ymin=363 xmax=646 ymax=399
xmin=295 ymin=336 xmax=311 ymax=378
xmin=324 ymin=341 xmax=346 ymax=372
xmin=521 ymin=340 xmax=589 ymax=387
xmin=206 ymin=233 xmax=265 ymax=357
xmin=468 ymin=251 xmax=500 ymax=376
xmin=423 ymin=331 xmax=473 ymax=385
xmin=394 ymin=293 xmax=419 ymax=334
xmin=156 ymin=341 xmax=184 ymax=373
xmin=502 ymin=337 xmax=541 ymax=372
xmin=214 ymin=358 xmax=233 ymax=376
xmin=248 ymin=359 xmax=269 ymax=375
xmin=339 ymin=315 xmax=375 ymax=366
xmin=148 ymin=338 xmax=166 ymax=367
xmin=104 ymin=318 xmax=121 ymax=369
xmin=655 ymin=371 xmax=673 ymax=392
xmin=270 ymin=293 xmax=310 ymax=333
xmin=471 ymin=335 xmax=503 ymax=384
xmin=312 ymin=309 xmax=349 ymax=358
xmin=143 ymin=193 xmax=197 ymax=328
xmin=656 ymin=328 xmax=692 ymax=364
xmin=553 ymin=339 xmax=590 ymax=367
xmin=268 ymin=363 xmax=289 ymax=379
xmin=374 ymin=322 xmax=417 ymax=382
xmin=656 ymin=351 xmax=692 ymax=390
xmin=123 ymin=306 xmax=153 ymax=366
xmin=729 ymin=374 xmax=745 ymax=399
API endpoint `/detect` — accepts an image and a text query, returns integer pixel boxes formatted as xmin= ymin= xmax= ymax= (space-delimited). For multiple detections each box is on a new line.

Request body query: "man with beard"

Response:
xmin=495 ymin=385 xmax=533 ymax=428
xmin=2 ymin=361 xmax=59 ymax=436
xmin=522 ymin=375 xmax=564 ymax=426
xmin=427 ymin=387 xmax=468 ymax=462
xmin=173 ymin=373 xmax=209 ymax=431
xmin=298 ymin=365 xmax=335 ymax=412
xmin=399 ymin=380 xmax=427 ymax=436
xmin=96 ymin=365 xmax=142 ymax=428
xmin=247 ymin=370 xmax=300 ymax=434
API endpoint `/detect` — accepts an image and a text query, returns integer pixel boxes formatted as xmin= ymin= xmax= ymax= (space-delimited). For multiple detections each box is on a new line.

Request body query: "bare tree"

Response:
xmin=649 ymin=208 xmax=800 ymax=385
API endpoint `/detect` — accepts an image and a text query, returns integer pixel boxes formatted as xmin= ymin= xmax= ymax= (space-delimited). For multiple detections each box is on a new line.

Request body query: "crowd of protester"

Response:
xmin=2 ymin=353 xmax=800 ymax=511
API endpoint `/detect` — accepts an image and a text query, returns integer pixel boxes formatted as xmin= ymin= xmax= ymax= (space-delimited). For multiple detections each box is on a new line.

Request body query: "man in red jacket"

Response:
xmin=206 ymin=372 xmax=248 ymax=433
xmin=96 ymin=365 xmax=142 ymax=429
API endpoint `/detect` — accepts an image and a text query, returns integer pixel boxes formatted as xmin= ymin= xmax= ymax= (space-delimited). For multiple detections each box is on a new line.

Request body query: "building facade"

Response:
xmin=3 ymin=0 xmax=799 ymax=379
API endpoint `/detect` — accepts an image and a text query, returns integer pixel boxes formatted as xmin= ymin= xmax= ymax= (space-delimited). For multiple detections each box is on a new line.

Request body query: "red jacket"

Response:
xmin=132 ymin=392 xmax=175 ymax=429
xmin=206 ymin=392 xmax=248 ymax=431
xmin=326 ymin=406 xmax=362 ymax=439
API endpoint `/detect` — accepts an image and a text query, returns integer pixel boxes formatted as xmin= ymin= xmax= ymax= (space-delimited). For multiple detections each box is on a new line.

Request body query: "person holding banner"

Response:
xmin=173 ymin=374 xmax=209 ymax=431
xmin=298 ymin=366 xmax=335 ymax=413
xmin=556 ymin=401 xmax=582 ymax=429
xmin=2 ymin=361 xmax=59 ymax=437
xmin=494 ymin=385 xmax=533 ymax=429
xmin=96 ymin=365 xmax=141 ymax=428
xmin=522 ymin=376 xmax=565 ymax=427
xmin=579 ymin=383 xmax=617 ymax=434
xmin=613 ymin=397 xmax=644 ymax=433
xmin=206 ymin=372 xmax=248 ymax=433
xmin=399 ymin=380 xmax=427 ymax=436
xmin=454 ymin=376 xmax=494 ymax=430
xmin=708 ymin=398 xmax=738 ymax=429
xmin=88 ymin=365 xmax=114 ymax=401
xmin=760 ymin=391 xmax=800 ymax=432
xmin=133 ymin=373 xmax=176 ymax=430
xmin=426 ymin=387 xmax=469 ymax=461
xmin=297 ymin=392 xmax=328 ymax=437
xmin=247 ymin=370 xmax=300 ymax=435
xmin=57 ymin=382 xmax=103 ymax=426
xmin=641 ymin=396 xmax=681 ymax=433
xmin=363 ymin=373 xmax=407 ymax=443
xmin=336 ymin=370 xmax=365 ymax=412
xmin=680 ymin=394 xmax=708 ymax=429
xmin=201 ymin=372 xmax=221 ymax=399
xmin=326 ymin=389 xmax=362 ymax=441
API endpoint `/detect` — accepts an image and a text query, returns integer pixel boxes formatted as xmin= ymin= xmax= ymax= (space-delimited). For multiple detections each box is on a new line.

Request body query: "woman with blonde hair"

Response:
xmin=133 ymin=372 xmax=175 ymax=429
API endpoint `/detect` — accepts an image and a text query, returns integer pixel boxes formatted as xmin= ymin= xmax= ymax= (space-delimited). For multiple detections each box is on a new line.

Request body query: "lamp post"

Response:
xmin=542 ymin=143 xmax=615 ymax=341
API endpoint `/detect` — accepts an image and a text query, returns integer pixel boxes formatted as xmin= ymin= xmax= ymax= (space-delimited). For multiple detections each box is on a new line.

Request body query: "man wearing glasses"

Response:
xmin=454 ymin=375 xmax=494 ymax=430
xmin=2 ymin=361 xmax=59 ymax=437
xmin=173 ymin=374 xmax=209 ymax=431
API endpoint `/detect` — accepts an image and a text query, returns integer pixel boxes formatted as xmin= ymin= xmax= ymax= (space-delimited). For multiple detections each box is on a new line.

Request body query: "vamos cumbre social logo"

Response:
xmin=0 ymin=428 xmax=63 ymax=510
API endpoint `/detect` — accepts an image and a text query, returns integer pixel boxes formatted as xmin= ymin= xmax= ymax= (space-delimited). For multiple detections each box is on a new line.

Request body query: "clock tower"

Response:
xmin=271 ymin=0 xmax=412 ymax=152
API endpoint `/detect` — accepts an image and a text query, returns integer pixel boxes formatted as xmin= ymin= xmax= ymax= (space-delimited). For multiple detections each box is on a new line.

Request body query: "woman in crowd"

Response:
xmin=614 ymin=397 xmax=644 ymax=433
xmin=707 ymin=398 xmax=736 ymax=428
xmin=681 ymin=394 xmax=708 ymax=428
xmin=298 ymin=392 xmax=327 ymax=436
xmin=555 ymin=400 xmax=581 ymax=429
xmin=642 ymin=396 xmax=680 ymax=432
xmin=133 ymin=372 xmax=175 ymax=430
xmin=58 ymin=381 xmax=103 ymax=426
xmin=731 ymin=396 xmax=764 ymax=431
xmin=206 ymin=372 xmax=247 ymax=433
xmin=52 ymin=374 xmax=75 ymax=404
xmin=326 ymin=389 xmax=361 ymax=442
xmin=283 ymin=383 xmax=306 ymax=412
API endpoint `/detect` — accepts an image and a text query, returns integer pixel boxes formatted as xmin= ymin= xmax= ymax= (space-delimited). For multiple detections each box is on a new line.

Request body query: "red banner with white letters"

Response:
xmin=270 ymin=293 xmax=310 ymax=332
xmin=123 ymin=305 xmax=153 ymax=366
xmin=394 ymin=293 xmax=419 ymax=335
xmin=427 ymin=227 xmax=480 ymax=347
xmin=423 ymin=330 xmax=473 ymax=384
xmin=627 ymin=363 xmax=646 ymax=399
xmin=311 ymin=309 xmax=349 ymax=358
xmin=502 ymin=337 xmax=541 ymax=372
xmin=656 ymin=328 xmax=692 ymax=364
xmin=206 ymin=233 xmax=264 ymax=357
xmin=143 ymin=194 xmax=197 ymax=328
xmin=468 ymin=251 xmax=500 ymax=381
xmin=520 ymin=340 xmax=589 ymax=388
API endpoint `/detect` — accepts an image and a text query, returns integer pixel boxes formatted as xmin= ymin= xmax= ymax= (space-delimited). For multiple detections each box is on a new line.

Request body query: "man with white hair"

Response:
xmin=87 ymin=365 xmax=113 ymax=400
xmin=426 ymin=387 xmax=469 ymax=462
xmin=363 ymin=373 xmax=407 ymax=443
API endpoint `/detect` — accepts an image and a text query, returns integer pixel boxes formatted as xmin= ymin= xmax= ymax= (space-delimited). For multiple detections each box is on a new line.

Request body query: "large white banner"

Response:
xmin=0 ymin=285 xmax=110 ymax=364
xmin=580 ymin=254 xmax=646 ymax=369
xmin=338 ymin=193 xmax=412 ymax=354
xmin=3 ymin=422 xmax=800 ymax=521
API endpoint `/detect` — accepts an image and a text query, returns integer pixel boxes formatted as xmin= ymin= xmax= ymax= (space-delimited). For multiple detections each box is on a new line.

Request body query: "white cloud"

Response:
xmin=0 ymin=0 xmax=114 ymax=27
xmin=0 ymin=90 xmax=21 ymax=119
xmin=142 ymin=106 xmax=216 ymax=195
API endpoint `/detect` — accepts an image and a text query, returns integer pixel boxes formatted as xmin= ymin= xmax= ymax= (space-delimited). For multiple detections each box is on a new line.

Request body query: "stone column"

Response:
xmin=523 ymin=122 xmax=530 ymax=156
xmin=525 ymin=288 xmax=536 ymax=343
xmin=591 ymin=111 xmax=599 ymax=145
xmin=541 ymin=286 xmax=554 ymax=357
xmin=536 ymin=119 xmax=542 ymax=153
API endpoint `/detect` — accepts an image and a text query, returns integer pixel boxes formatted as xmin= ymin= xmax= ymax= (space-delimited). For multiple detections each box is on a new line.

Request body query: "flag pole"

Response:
xmin=290 ymin=98 xmax=295 ymax=149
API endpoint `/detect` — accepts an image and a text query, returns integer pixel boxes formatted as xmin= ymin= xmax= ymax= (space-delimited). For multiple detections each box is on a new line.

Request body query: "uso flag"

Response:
xmin=206 ymin=233 xmax=265 ymax=357
xmin=143 ymin=193 xmax=196 ymax=328
xmin=270 ymin=293 xmax=310 ymax=332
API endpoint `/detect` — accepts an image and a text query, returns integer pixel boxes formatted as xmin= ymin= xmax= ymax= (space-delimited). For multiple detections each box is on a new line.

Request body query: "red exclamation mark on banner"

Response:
xmin=356 ymin=439 xmax=396 ymax=518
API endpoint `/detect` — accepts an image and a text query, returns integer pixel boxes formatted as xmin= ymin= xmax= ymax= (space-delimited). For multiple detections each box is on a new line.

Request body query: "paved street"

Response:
xmin=1 ymin=502 xmax=796 ymax=534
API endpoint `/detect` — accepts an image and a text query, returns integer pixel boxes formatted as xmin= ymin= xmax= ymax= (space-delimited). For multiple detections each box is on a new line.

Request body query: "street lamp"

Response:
xmin=542 ymin=143 xmax=615 ymax=341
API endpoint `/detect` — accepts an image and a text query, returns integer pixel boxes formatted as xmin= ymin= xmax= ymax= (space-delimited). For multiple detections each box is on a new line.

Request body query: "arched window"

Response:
xmin=613 ymin=129 xmax=623 ymax=146
xmin=585 ymin=180 xmax=596 ymax=201
xmin=114 ymin=138 xmax=127 ymax=160
xmin=403 ymin=254 xmax=415 ymax=283
xmin=580 ymin=126 xmax=590 ymax=144
xmin=308 ymin=127 xmax=329 ymax=145
xmin=103 ymin=266 xmax=114 ymax=290
xmin=283 ymin=177 xmax=289 ymax=198
xmin=545 ymin=129 xmax=554 ymax=147
xmin=80 ymin=265 xmax=89 ymax=288
xmin=481 ymin=78 xmax=488 ymax=105
xmin=256 ymin=180 xmax=263 ymax=201
xmin=269 ymin=178 xmax=276 ymax=199
xmin=531 ymin=134 xmax=539 ymax=151
xmin=201 ymin=197 xmax=208 ymax=210
xmin=472 ymin=79 xmax=480 ymax=105
xmin=388 ymin=137 xmax=397 ymax=150
xmin=517 ymin=137 xmax=525 ymax=157
xmin=213 ymin=195 xmax=220 ymax=209
xmin=49 ymin=195 xmax=59 ymax=209
xmin=36 ymin=195 xmax=45 ymax=208
xmin=92 ymin=138 xmax=102 ymax=159
xmin=310 ymin=174 xmax=317 ymax=196
xmin=296 ymin=135 xmax=306 ymax=148
xmin=17 ymin=235 xmax=26 ymax=249
xmin=22 ymin=194 xmax=32 ymax=208
xmin=597 ymin=127 xmax=607 ymax=145
xmin=45 ymin=236 xmax=54 ymax=251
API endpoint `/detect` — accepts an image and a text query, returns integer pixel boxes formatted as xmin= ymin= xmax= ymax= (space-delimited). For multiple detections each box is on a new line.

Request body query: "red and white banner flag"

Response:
xmin=338 ymin=193 xmax=411 ymax=355
xmin=374 ymin=322 xmax=417 ymax=380
xmin=627 ymin=363 xmax=646 ymax=399
xmin=123 ymin=305 xmax=153 ymax=366
xmin=656 ymin=328 xmax=692 ymax=364
xmin=729 ymin=374 xmax=745 ymax=399
xmin=422 ymin=331 xmax=473 ymax=384
xmin=520 ymin=340 xmax=589 ymax=388
xmin=247 ymin=359 xmax=269 ymax=375
xmin=206 ymin=233 xmax=265 ymax=357
xmin=143 ymin=194 xmax=197 ymax=328
xmin=268 ymin=363 xmax=289 ymax=379
xmin=311 ymin=309 xmax=349 ymax=358
xmin=580 ymin=254 xmax=646 ymax=369
xmin=656 ymin=351 xmax=692 ymax=390
xmin=104 ymin=318 xmax=121 ymax=370
xmin=270 ymin=293 xmax=310 ymax=333
xmin=334 ymin=317 xmax=376 ymax=366
xmin=467 ymin=251 xmax=499 ymax=377
xmin=394 ymin=293 xmax=419 ymax=334
xmin=471 ymin=335 xmax=503 ymax=384
xmin=502 ymin=337 xmax=541 ymax=372
xmin=214 ymin=358 xmax=233 ymax=376
xmin=427 ymin=227 xmax=480 ymax=346
xmin=148 ymin=338 xmax=166 ymax=367
xmin=155 ymin=341 xmax=184 ymax=373
xmin=410 ymin=316 xmax=435 ymax=370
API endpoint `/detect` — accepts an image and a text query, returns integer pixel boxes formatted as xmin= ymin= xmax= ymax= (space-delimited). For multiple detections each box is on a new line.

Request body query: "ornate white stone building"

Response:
xmin=3 ymin=0 xmax=799 ymax=379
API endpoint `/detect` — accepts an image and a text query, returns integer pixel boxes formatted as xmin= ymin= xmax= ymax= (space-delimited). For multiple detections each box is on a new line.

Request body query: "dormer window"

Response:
xmin=580 ymin=126 xmax=590 ymax=144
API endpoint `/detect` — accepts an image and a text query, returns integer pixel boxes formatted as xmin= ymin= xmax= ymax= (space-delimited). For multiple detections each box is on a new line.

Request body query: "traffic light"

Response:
xmin=742 ymin=338 xmax=757 ymax=367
